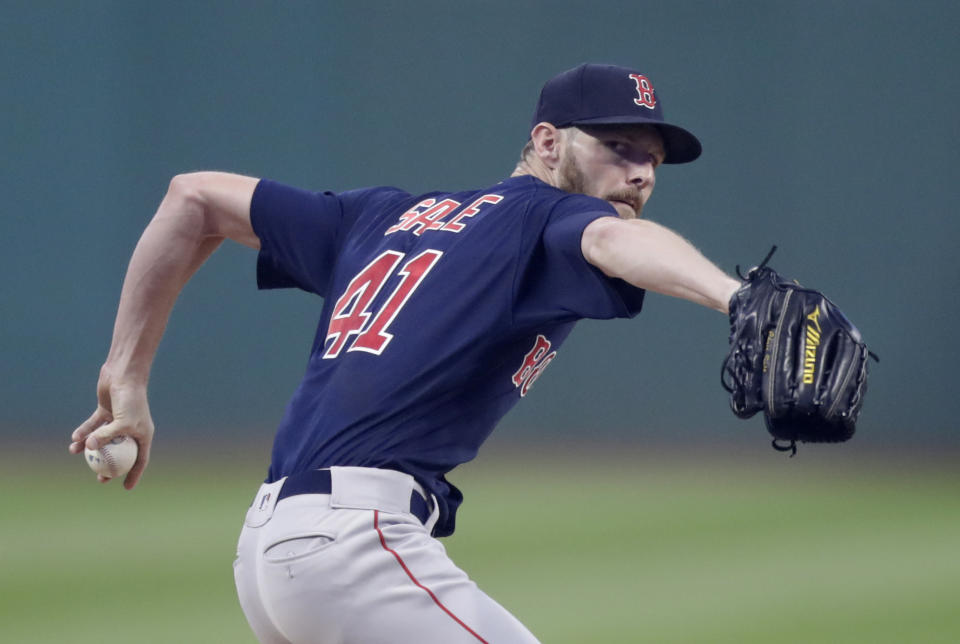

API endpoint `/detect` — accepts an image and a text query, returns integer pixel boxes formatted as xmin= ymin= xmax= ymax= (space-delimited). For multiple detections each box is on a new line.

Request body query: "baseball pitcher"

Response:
xmin=70 ymin=64 xmax=870 ymax=643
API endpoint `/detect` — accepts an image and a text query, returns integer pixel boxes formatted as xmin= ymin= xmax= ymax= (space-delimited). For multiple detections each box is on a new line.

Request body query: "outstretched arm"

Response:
xmin=69 ymin=172 xmax=260 ymax=489
xmin=581 ymin=216 xmax=740 ymax=313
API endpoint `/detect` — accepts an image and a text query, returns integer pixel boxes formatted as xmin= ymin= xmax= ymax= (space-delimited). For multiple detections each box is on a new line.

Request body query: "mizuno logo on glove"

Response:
xmin=803 ymin=307 xmax=823 ymax=384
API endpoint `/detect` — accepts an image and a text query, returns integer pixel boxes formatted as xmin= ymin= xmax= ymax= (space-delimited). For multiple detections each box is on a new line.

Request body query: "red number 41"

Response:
xmin=323 ymin=249 xmax=443 ymax=359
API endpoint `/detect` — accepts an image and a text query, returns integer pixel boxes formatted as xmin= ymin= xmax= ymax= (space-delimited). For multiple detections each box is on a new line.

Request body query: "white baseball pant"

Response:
xmin=233 ymin=466 xmax=541 ymax=643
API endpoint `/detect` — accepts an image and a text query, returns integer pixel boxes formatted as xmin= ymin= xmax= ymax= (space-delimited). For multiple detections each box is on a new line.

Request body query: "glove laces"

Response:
xmin=771 ymin=438 xmax=798 ymax=457
xmin=735 ymin=245 xmax=778 ymax=281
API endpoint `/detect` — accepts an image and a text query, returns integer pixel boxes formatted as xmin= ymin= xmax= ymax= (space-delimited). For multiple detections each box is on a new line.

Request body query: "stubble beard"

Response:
xmin=557 ymin=151 xmax=589 ymax=195
xmin=556 ymin=154 xmax=643 ymax=219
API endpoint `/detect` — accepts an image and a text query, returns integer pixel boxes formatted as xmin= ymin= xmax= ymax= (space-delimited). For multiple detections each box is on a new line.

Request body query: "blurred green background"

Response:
xmin=2 ymin=1 xmax=958 ymax=642
xmin=5 ymin=445 xmax=959 ymax=643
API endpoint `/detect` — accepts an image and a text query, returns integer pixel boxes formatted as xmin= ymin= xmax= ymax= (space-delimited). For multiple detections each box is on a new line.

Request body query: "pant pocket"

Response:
xmin=263 ymin=534 xmax=336 ymax=563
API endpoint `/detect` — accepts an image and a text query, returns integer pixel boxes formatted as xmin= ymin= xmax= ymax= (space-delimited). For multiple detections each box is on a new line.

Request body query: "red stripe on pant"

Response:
xmin=374 ymin=511 xmax=489 ymax=643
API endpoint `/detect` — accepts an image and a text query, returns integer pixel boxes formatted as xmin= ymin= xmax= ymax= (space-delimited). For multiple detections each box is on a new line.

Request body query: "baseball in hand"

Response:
xmin=85 ymin=436 xmax=138 ymax=478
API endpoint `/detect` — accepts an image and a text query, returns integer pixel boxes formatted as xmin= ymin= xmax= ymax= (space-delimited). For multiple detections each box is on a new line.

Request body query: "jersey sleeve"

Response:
xmin=250 ymin=180 xmax=408 ymax=297
xmin=512 ymin=193 xmax=646 ymax=326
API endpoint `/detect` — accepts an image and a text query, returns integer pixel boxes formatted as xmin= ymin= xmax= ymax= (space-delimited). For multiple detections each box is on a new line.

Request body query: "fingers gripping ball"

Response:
xmin=85 ymin=436 xmax=138 ymax=478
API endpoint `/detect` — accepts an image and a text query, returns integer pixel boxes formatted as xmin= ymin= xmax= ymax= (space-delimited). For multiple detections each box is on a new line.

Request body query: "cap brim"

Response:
xmin=569 ymin=116 xmax=702 ymax=164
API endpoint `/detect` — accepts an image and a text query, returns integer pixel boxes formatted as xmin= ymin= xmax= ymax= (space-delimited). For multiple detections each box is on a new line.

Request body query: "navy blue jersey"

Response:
xmin=251 ymin=175 xmax=645 ymax=536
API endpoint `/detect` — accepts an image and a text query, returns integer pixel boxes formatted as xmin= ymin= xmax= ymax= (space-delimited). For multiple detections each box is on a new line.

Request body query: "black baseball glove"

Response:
xmin=721 ymin=248 xmax=873 ymax=455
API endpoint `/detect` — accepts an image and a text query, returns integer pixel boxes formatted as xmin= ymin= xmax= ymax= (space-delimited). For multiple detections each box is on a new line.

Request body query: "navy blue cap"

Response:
xmin=532 ymin=63 xmax=702 ymax=164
